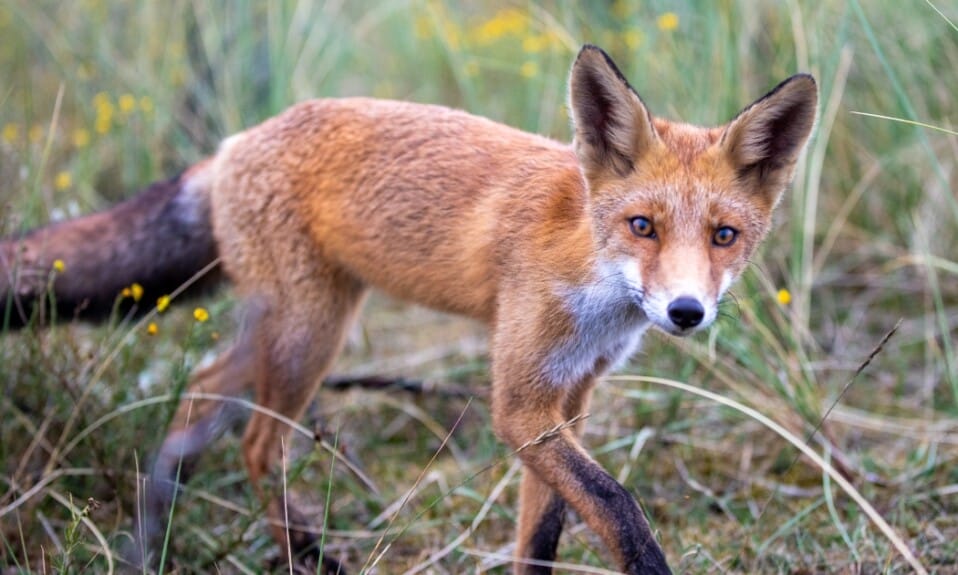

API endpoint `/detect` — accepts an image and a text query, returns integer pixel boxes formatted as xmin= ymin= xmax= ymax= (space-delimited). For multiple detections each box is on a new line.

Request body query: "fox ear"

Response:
xmin=569 ymin=45 xmax=658 ymax=180
xmin=722 ymin=74 xmax=818 ymax=203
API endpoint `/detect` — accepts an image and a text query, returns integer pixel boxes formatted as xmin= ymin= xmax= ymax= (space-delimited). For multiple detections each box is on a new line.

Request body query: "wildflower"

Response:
xmin=130 ymin=282 xmax=143 ymax=302
xmin=474 ymin=8 xmax=528 ymax=44
xmin=520 ymin=61 xmax=538 ymax=78
xmin=657 ymin=12 xmax=680 ymax=32
xmin=72 ymin=128 xmax=90 ymax=148
xmin=611 ymin=0 xmax=633 ymax=19
xmin=776 ymin=288 xmax=792 ymax=306
xmin=147 ymin=322 xmax=158 ymax=336
xmin=121 ymin=287 xmax=131 ymax=298
xmin=54 ymin=171 xmax=72 ymax=190
xmin=156 ymin=295 xmax=170 ymax=313
xmin=52 ymin=259 xmax=65 ymax=273
xmin=414 ymin=15 xmax=433 ymax=39
xmin=623 ymin=29 xmax=643 ymax=50
xmin=522 ymin=34 xmax=547 ymax=53
xmin=94 ymin=93 xmax=114 ymax=134
xmin=118 ymin=94 xmax=136 ymax=114
xmin=2 ymin=123 xmax=18 ymax=143
xmin=139 ymin=96 xmax=154 ymax=114
xmin=193 ymin=307 xmax=209 ymax=323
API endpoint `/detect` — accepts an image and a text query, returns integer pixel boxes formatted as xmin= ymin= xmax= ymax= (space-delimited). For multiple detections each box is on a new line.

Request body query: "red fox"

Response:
xmin=1 ymin=45 xmax=816 ymax=573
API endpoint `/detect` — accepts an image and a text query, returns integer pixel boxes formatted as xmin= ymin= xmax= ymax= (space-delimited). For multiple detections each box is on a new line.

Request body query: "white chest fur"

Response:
xmin=542 ymin=261 xmax=650 ymax=386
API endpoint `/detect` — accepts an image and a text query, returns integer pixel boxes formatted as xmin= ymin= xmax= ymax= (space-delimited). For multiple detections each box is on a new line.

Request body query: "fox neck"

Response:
xmin=543 ymin=257 xmax=650 ymax=387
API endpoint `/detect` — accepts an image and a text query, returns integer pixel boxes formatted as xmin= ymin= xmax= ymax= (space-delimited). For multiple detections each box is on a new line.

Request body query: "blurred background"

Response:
xmin=1 ymin=1 xmax=956 ymax=572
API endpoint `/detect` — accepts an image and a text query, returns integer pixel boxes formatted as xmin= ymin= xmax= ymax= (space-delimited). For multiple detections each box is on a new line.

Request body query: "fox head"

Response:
xmin=568 ymin=45 xmax=817 ymax=336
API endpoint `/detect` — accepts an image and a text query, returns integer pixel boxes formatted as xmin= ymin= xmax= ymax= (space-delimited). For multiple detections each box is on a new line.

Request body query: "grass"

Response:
xmin=1 ymin=0 xmax=957 ymax=572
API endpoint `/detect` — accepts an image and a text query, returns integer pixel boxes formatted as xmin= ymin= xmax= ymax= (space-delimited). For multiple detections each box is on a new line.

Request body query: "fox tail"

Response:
xmin=1 ymin=160 xmax=221 ymax=329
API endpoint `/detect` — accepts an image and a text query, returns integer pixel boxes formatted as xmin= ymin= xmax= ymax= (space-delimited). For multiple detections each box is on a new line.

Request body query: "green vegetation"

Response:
xmin=1 ymin=0 xmax=956 ymax=572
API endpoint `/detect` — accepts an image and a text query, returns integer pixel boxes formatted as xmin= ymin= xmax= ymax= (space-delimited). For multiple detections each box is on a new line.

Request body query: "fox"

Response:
xmin=1 ymin=45 xmax=817 ymax=574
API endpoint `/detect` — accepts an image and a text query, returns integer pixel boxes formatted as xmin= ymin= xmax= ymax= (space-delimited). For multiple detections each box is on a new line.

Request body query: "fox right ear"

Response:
xmin=721 ymin=74 xmax=818 ymax=205
xmin=569 ymin=45 xmax=658 ymax=180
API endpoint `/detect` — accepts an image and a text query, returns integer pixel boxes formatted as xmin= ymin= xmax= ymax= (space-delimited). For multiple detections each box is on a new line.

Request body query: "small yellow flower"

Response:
xmin=776 ymin=288 xmax=792 ymax=306
xmin=121 ymin=287 xmax=131 ymax=298
xmin=93 ymin=92 xmax=110 ymax=107
xmin=519 ymin=61 xmax=538 ymax=78
xmin=130 ymin=282 xmax=143 ymax=302
xmin=156 ymin=295 xmax=170 ymax=313
xmin=94 ymin=93 xmax=114 ymax=134
xmin=139 ymin=96 xmax=154 ymax=114
xmin=657 ymin=12 xmax=680 ymax=32
xmin=414 ymin=15 xmax=433 ymax=39
xmin=522 ymin=34 xmax=546 ymax=53
xmin=193 ymin=307 xmax=209 ymax=323
xmin=54 ymin=171 xmax=72 ymax=190
xmin=147 ymin=322 xmax=158 ymax=335
xmin=72 ymin=128 xmax=90 ymax=148
xmin=623 ymin=29 xmax=643 ymax=50
xmin=2 ymin=123 xmax=18 ymax=143
xmin=52 ymin=259 xmax=65 ymax=273
xmin=118 ymin=93 xmax=136 ymax=114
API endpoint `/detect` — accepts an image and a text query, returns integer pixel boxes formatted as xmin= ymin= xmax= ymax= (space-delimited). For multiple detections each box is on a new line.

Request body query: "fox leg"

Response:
xmin=513 ymin=382 xmax=595 ymax=574
xmin=239 ymin=273 xmax=366 ymax=573
xmin=141 ymin=344 xmax=255 ymax=561
xmin=492 ymin=338 xmax=669 ymax=574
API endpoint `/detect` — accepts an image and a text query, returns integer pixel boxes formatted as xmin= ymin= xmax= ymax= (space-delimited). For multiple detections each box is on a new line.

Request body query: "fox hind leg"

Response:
xmin=240 ymin=270 xmax=367 ymax=573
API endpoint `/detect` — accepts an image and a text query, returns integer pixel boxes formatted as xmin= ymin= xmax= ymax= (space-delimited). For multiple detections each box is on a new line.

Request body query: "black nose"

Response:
xmin=667 ymin=297 xmax=705 ymax=329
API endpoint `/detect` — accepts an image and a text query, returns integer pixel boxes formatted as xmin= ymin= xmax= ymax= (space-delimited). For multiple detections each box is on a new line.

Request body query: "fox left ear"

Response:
xmin=721 ymin=74 xmax=818 ymax=205
xmin=569 ymin=45 xmax=658 ymax=181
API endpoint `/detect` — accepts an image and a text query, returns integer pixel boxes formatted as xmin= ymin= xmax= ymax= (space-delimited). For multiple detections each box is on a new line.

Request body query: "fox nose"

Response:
xmin=667 ymin=297 xmax=705 ymax=330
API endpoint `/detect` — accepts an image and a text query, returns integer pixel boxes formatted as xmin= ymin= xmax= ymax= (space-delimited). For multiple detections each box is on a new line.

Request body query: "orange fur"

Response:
xmin=1 ymin=45 xmax=817 ymax=573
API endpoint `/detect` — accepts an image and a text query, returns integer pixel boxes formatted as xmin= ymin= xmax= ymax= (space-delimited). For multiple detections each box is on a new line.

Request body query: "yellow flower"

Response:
xmin=72 ymin=128 xmax=90 ymax=148
xmin=623 ymin=29 xmax=643 ymax=50
xmin=2 ymin=123 xmax=18 ymax=143
xmin=522 ymin=34 xmax=546 ymax=53
xmin=156 ymin=295 xmax=170 ymax=313
xmin=121 ymin=287 xmax=131 ymax=298
xmin=474 ymin=8 xmax=528 ymax=44
xmin=55 ymin=171 xmax=72 ymax=190
xmin=611 ymin=0 xmax=633 ymax=19
xmin=776 ymin=288 xmax=792 ymax=306
xmin=94 ymin=93 xmax=114 ymax=134
xmin=118 ymin=93 xmax=136 ymax=114
xmin=147 ymin=322 xmax=158 ymax=335
xmin=52 ymin=259 xmax=65 ymax=273
xmin=520 ymin=61 xmax=538 ymax=78
xmin=414 ymin=15 xmax=433 ymax=39
xmin=139 ymin=96 xmax=154 ymax=114
xmin=657 ymin=12 xmax=680 ymax=32
xmin=130 ymin=282 xmax=143 ymax=302
xmin=193 ymin=307 xmax=209 ymax=323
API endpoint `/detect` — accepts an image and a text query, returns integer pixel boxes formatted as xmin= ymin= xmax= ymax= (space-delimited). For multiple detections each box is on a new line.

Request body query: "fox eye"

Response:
xmin=629 ymin=216 xmax=656 ymax=239
xmin=713 ymin=226 xmax=738 ymax=247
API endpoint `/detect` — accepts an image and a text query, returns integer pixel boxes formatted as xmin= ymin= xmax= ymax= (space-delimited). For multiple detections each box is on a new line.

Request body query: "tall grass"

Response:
xmin=1 ymin=0 xmax=956 ymax=572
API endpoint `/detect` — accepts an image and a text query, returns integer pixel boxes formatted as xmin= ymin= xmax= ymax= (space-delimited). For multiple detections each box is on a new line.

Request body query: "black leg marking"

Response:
xmin=561 ymin=446 xmax=671 ymax=575
xmin=526 ymin=494 xmax=566 ymax=574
